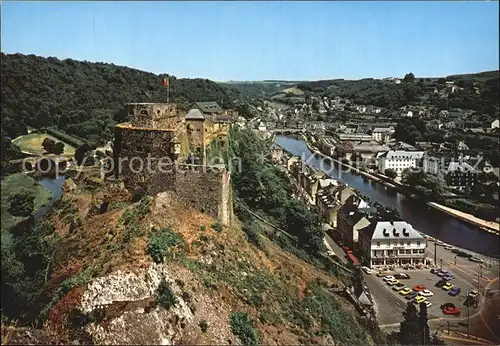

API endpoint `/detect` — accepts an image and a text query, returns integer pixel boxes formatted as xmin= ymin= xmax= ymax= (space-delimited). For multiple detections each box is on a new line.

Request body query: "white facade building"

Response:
xmin=377 ymin=150 xmax=425 ymax=176
xmin=359 ymin=221 xmax=427 ymax=267
xmin=372 ymin=127 xmax=394 ymax=143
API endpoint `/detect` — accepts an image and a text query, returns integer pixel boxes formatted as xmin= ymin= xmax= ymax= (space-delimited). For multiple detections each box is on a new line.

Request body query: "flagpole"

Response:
xmin=167 ymin=78 xmax=170 ymax=104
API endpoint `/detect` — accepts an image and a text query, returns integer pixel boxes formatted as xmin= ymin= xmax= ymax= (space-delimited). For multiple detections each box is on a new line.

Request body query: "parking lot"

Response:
xmin=367 ymin=268 xmax=480 ymax=321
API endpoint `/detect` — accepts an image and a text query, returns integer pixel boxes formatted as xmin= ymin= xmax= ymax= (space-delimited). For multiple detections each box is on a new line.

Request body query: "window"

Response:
xmin=407 ymin=241 xmax=410 ymax=246
xmin=405 ymin=249 xmax=411 ymax=254
xmin=400 ymin=241 xmax=404 ymax=246
xmin=376 ymin=242 xmax=380 ymax=247
xmin=417 ymin=241 xmax=421 ymax=246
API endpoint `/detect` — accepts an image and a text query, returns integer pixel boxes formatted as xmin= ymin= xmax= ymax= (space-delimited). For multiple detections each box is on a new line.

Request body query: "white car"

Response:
xmin=362 ymin=266 xmax=373 ymax=275
xmin=435 ymin=240 xmax=444 ymax=246
xmin=383 ymin=275 xmax=395 ymax=282
xmin=444 ymin=245 xmax=454 ymax=250
xmin=419 ymin=289 xmax=434 ymax=297
xmin=425 ymin=301 xmax=432 ymax=308
xmin=468 ymin=290 xmax=479 ymax=299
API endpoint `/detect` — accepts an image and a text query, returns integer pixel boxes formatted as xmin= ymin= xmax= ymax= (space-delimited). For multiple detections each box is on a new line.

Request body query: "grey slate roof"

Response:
xmin=447 ymin=162 xmax=479 ymax=173
xmin=195 ymin=101 xmax=223 ymax=114
xmin=186 ymin=109 xmax=205 ymax=120
xmin=360 ymin=221 xmax=423 ymax=241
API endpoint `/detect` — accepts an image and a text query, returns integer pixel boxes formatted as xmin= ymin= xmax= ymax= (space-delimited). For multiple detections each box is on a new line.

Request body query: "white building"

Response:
xmin=372 ymin=127 xmax=393 ymax=143
xmin=377 ymin=150 xmax=425 ymax=176
xmin=491 ymin=119 xmax=499 ymax=129
xmin=358 ymin=221 xmax=427 ymax=267
xmin=257 ymin=121 xmax=267 ymax=132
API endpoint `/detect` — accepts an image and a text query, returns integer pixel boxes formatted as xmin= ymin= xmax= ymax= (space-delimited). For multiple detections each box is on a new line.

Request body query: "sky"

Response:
xmin=2 ymin=1 xmax=499 ymax=81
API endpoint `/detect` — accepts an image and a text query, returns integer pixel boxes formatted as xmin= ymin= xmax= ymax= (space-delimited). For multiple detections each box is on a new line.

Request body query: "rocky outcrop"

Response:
xmin=79 ymin=263 xmax=194 ymax=345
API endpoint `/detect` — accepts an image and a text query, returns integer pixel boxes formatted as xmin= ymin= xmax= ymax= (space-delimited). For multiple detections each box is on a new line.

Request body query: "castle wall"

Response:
xmin=126 ymin=103 xmax=184 ymax=129
xmin=173 ymin=165 xmax=230 ymax=223
xmin=113 ymin=126 xmax=178 ymax=191
xmin=114 ymin=103 xmax=233 ymax=225
xmin=186 ymin=120 xmax=205 ymax=153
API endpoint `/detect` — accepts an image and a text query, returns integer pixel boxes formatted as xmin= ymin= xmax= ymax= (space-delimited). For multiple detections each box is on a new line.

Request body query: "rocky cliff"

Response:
xmin=5 ymin=178 xmax=376 ymax=345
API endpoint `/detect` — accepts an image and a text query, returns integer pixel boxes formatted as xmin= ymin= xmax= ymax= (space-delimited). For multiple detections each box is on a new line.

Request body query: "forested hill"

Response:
xmin=1 ymin=52 xmax=244 ymax=146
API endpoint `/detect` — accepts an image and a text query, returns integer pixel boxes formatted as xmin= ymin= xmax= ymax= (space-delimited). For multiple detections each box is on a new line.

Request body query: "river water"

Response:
xmin=275 ymin=135 xmax=500 ymax=258
xmin=34 ymin=175 xmax=65 ymax=224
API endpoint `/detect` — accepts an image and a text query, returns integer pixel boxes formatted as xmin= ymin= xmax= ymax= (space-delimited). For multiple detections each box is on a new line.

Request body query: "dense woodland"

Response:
xmin=1 ymin=52 xmax=245 ymax=160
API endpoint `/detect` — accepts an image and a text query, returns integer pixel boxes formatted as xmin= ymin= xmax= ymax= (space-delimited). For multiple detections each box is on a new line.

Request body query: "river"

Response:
xmin=34 ymin=175 xmax=65 ymax=224
xmin=275 ymin=135 xmax=500 ymax=258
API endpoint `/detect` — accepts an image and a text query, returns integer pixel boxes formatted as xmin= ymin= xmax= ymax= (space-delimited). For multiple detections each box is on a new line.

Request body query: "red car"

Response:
xmin=413 ymin=285 xmax=426 ymax=291
xmin=443 ymin=307 xmax=461 ymax=315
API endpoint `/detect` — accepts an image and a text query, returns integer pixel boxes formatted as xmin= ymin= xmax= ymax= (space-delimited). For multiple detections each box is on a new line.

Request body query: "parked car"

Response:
xmin=399 ymin=287 xmax=413 ymax=296
xmin=444 ymin=245 xmax=454 ymax=250
xmin=440 ymin=302 xmax=455 ymax=310
xmin=457 ymin=251 xmax=469 ymax=257
xmin=437 ymin=270 xmax=449 ymax=277
xmin=443 ymin=307 xmax=461 ymax=315
xmin=430 ymin=268 xmax=441 ymax=274
xmin=442 ymin=282 xmax=454 ymax=291
xmin=383 ymin=275 xmax=395 ymax=282
xmin=425 ymin=301 xmax=432 ymax=308
xmin=414 ymin=296 xmax=427 ymax=304
xmin=413 ymin=284 xmax=426 ymax=291
xmin=468 ymin=290 xmax=479 ymax=299
xmin=435 ymin=279 xmax=446 ymax=288
xmin=392 ymin=283 xmax=406 ymax=291
xmin=435 ymin=240 xmax=445 ymax=246
xmin=419 ymin=289 xmax=433 ymax=297
xmin=443 ymin=274 xmax=454 ymax=281
xmin=469 ymin=256 xmax=484 ymax=263
xmin=394 ymin=273 xmax=411 ymax=280
xmin=406 ymin=291 xmax=418 ymax=300
xmin=387 ymin=279 xmax=400 ymax=286
xmin=448 ymin=287 xmax=461 ymax=296
xmin=362 ymin=266 xmax=374 ymax=275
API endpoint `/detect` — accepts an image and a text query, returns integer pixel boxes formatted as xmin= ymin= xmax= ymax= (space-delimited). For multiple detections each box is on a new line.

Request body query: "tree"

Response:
xmin=8 ymin=188 xmax=36 ymax=217
xmin=390 ymin=302 xmax=444 ymax=345
xmin=352 ymin=266 xmax=364 ymax=297
xmin=52 ymin=141 xmax=65 ymax=155
xmin=42 ymin=137 xmax=56 ymax=153
xmin=1 ymin=130 xmax=22 ymax=162
xmin=74 ymin=143 xmax=91 ymax=165
xmin=398 ymin=302 xmax=420 ymax=344
xmin=403 ymin=73 xmax=415 ymax=83
xmin=384 ymin=169 xmax=397 ymax=179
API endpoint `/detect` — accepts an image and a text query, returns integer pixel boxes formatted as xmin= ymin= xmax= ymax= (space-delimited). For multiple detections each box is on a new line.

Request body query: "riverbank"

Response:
xmin=287 ymin=132 xmax=499 ymax=236
xmin=1 ymin=173 xmax=53 ymax=231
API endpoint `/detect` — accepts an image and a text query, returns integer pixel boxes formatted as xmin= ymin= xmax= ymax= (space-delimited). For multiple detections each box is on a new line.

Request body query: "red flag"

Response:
xmin=161 ymin=77 xmax=169 ymax=87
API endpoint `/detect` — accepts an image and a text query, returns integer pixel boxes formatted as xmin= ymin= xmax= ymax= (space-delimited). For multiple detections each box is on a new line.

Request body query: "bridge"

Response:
xmin=268 ymin=128 xmax=305 ymax=134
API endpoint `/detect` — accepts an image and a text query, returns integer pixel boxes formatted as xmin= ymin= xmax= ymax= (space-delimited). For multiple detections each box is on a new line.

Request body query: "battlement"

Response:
xmin=125 ymin=103 xmax=185 ymax=129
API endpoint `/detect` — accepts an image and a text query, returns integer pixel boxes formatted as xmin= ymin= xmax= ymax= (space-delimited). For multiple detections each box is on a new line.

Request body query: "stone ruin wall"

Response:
xmin=126 ymin=103 xmax=185 ymax=129
xmin=114 ymin=126 xmax=232 ymax=225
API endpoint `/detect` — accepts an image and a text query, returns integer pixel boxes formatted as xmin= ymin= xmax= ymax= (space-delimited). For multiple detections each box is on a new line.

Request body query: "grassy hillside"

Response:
xmin=22 ymin=181 xmax=379 ymax=345
xmin=1 ymin=53 xmax=244 ymax=148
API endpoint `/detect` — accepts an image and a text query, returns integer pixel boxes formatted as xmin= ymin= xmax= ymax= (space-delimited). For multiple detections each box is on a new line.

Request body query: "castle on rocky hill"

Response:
xmin=112 ymin=101 xmax=237 ymax=225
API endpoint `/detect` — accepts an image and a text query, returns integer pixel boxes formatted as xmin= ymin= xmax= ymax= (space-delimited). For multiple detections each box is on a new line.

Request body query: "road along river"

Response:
xmin=275 ymin=135 xmax=500 ymax=258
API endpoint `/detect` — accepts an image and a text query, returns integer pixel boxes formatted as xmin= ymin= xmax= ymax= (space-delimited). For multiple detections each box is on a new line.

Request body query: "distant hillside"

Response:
xmin=445 ymin=70 xmax=499 ymax=82
xmin=0 ymin=53 xmax=243 ymax=148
